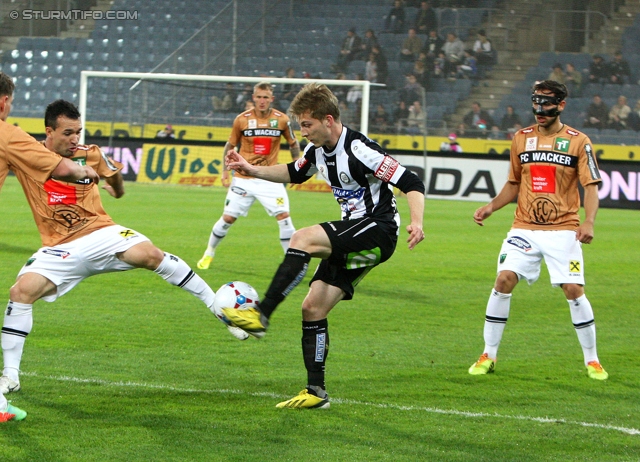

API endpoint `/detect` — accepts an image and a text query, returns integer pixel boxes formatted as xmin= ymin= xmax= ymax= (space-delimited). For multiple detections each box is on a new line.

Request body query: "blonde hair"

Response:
xmin=288 ymin=83 xmax=340 ymax=122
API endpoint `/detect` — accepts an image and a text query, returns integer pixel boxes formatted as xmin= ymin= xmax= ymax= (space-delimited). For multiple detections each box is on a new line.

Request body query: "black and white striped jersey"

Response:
xmin=287 ymin=126 xmax=417 ymax=223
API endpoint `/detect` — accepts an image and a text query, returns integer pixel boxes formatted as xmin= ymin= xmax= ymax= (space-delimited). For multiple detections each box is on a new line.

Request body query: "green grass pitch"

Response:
xmin=0 ymin=176 xmax=639 ymax=461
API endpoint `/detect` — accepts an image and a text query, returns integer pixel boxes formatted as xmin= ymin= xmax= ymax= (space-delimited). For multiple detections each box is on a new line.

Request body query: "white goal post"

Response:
xmin=78 ymin=70 xmax=375 ymax=144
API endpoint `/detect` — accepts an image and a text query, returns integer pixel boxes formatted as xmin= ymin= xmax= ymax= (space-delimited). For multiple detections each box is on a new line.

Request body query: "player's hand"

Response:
xmin=221 ymin=169 xmax=231 ymax=187
xmin=102 ymin=184 xmax=117 ymax=197
xmin=225 ymin=150 xmax=254 ymax=176
xmin=406 ymin=223 xmax=424 ymax=250
xmin=84 ymin=166 xmax=100 ymax=184
xmin=473 ymin=204 xmax=493 ymax=226
xmin=576 ymin=222 xmax=595 ymax=244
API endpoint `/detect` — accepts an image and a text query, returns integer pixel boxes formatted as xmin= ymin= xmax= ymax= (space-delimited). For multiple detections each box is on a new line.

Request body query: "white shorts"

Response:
xmin=223 ymin=177 xmax=290 ymax=218
xmin=18 ymin=225 xmax=150 ymax=302
xmin=497 ymin=229 xmax=585 ymax=287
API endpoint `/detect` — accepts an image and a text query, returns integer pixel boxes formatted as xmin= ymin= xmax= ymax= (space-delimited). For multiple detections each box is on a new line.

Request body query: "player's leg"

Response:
xmin=276 ymin=280 xmax=343 ymax=410
xmin=0 ymin=392 xmax=26 ymax=422
xmin=276 ymin=212 xmax=295 ymax=252
xmin=221 ymin=224 xmax=331 ymax=335
xmin=255 ymin=181 xmax=296 ymax=252
xmin=470 ymin=231 xmax=542 ymax=375
xmin=198 ymin=179 xmax=253 ymax=269
xmin=1 ymin=272 xmax=57 ymax=393
xmin=545 ymin=232 xmax=607 ymax=379
xmin=119 ymin=241 xmax=249 ymax=341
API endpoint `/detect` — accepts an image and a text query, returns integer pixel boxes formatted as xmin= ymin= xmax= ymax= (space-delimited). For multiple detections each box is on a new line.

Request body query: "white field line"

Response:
xmin=21 ymin=371 xmax=640 ymax=436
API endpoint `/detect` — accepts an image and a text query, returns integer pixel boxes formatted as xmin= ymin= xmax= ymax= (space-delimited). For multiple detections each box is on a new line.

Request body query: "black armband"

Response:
xmin=395 ymin=169 xmax=426 ymax=195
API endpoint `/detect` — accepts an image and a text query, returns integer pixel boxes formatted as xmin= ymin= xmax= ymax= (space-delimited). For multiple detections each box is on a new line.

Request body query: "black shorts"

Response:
xmin=311 ymin=217 xmax=398 ymax=300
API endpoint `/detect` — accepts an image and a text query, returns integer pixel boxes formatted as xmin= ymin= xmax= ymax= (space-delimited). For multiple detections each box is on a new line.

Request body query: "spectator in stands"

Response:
xmin=627 ymin=99 xmax=640 ymax=131
xmin=212 ymin=83 xmax=238 ymax=112
xmin=393 ymin=99 xmax=410 ymax=131
xmin=365 ymin=53 xmax=379 ymax=83
xmin=384 ymin=0 xmax=406 ymax=33
xmin=607 ymin=51 xmax=631 ymax=85
xmin=499 ymin=105 xmax=522 ymax=132
xmin=332 ymin=73 xmax=349 ymax=101
xmin=433 ymin=51 xmax=446 ymax=78
xmin=410 ymin=59 xmax=428 ymax=88
xmin=455 ymin=122 xmax=468 ymax=138
xmin=423 ymin=29 xmax=444 ymax=73
xmin=370 ymin=103 xmax=391 ymax=133
xmin=507 ymin=123 xmax=523 ymax=140
xmin=588 ymin=55 xmax=607 ymax=84
xmin=400 ymin=28 xmax=423 ymax=63
xmin=346 ymin=74 xmax=364 ymax=106
xmin=487 ymin=125 xmax=505 ymax=140
xmin=236 ymin=83 xmax=255 ymax=112
xmin=333 ymin=27 xmax=363 ymax=73
xmin=281 ymin=68 xmax=299 ymax=102
xmin=414 ymin=1 xmax=438 ymax=34
xmin=440 ymin=132 xmax=463 ymax=152
xmin=399 ymin=73 xmax=425 ymax=106
xmin=607 ymin=95 xmax=631 ymax=130
xmin=548 ymin=63 xmax=565 ymax=84
xmin=155 ymin=124 xmax=175 ymax=139
xmin=583 ymin=94 xmax=609 ymax=129
xmin=473 ymin=30 xmax=495 ymax=66
xmin=406 ymin=100 xmax=426 ymax=135
xmin=442 ymin=32 xmax=465 ymax=79
xmin=371 ymin=46 xmax=389 ymax=84
xmin=463 ymin=101 xmax=494 ymax=133
xmin=360 ymin=29 xmax=380 ymax=58
xmin=457 ymin=49 xmax=477 ymax=80
xmin=565 ymin=63 xmax=582 ymax=97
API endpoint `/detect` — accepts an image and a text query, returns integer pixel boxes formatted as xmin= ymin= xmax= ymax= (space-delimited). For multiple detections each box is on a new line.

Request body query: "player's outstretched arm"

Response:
xmin=406 ymin=190 xmax=425 ymax=250
xmin=53 ymin=158 xmax=99 ymax=184
xmin=226 ymin=150 xmax=291 ymax=183
xmin=473 ymin=181 xmax=519 ymax=226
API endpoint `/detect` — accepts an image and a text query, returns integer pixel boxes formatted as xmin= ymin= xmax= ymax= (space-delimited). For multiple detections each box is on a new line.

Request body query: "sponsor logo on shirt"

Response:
xmin=554 ymin=137 xmax=570 ymax=153
xmin=566 ymin=128 xmax=580 ymax=136
xmin=530 ymin=165 xmax=556 ymax=193
xmin=242 ymin=129 xmax=282 ymax=137
xmin=269 ymin=119 xmax=278 ymax=128
xmin=248 ymin=119 xmax=257 ymax=129
xmin=44 ymin=179 xmax=77 ymax=205
xmin=525 ymin=137 xmax=537 ymax=151
xmin=518 ymin=151 xmax=577 ymax=167
xmin=521 ymin=128 xmax=534 ymax=134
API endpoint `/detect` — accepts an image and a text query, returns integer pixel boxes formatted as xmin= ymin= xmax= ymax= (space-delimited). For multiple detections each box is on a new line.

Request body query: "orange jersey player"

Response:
xmin=0 ymin=99 xmax=250 ymax=395
xmin=197 ymin=81 xmax=300 ymax=270
xmin=469 ymin=80 xmax=607 ymax=381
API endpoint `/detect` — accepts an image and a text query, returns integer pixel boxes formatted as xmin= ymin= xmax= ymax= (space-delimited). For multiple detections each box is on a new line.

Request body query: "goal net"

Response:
xmin=78 ymin=71 xmax=375 ymax=143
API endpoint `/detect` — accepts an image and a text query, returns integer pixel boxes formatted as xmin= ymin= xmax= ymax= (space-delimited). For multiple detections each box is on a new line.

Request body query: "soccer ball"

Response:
xmin=212 ymin=281 xmax=260 ymax=325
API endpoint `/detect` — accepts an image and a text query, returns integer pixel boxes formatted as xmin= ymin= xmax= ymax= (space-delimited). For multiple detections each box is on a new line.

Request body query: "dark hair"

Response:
xmin=0 ymin=72 xmax=15 ymax=98
xmin=45 ymin=99 xmax=81 ymax=129
xmin=532 ymin=80 xmax=568 ymax=101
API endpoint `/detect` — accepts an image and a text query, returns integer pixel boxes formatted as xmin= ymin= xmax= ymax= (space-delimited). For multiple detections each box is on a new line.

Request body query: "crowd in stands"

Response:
xmin=325 ymin=0 xmax=499 ymax=135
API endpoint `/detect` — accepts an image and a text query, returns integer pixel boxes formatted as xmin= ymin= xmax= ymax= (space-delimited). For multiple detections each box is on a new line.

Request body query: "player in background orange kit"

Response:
xmin=468 ymin=80 xmax=608 ymax=380
xmin=0 ymin=99 xmax=249 ymax=396
xmin=0 ymin=73 xmax=101 ymax=421
xmin=197 ymin=81 xmax=300 ymax=269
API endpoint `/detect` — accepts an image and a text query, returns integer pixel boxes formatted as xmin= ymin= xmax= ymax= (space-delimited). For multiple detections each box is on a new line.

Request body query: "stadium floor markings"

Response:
xmin=21 ymin=371 xmax=640 ymax=436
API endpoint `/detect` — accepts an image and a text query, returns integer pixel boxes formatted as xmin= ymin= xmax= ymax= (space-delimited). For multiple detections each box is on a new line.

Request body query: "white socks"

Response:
xmin=569 ymin=294 xmax=599 ymax=365
xmin=2 ymin=301 xmax=33 ymax=382
xmin=204 ymin=218 xmax=231 ymax=257
xmin=278 ymin=217 xmax=295 ymax=252
xmin=154 ymin=253 xmax=215 ymax=309
xmin=483 ymin=290 xmax=511 ymax=360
